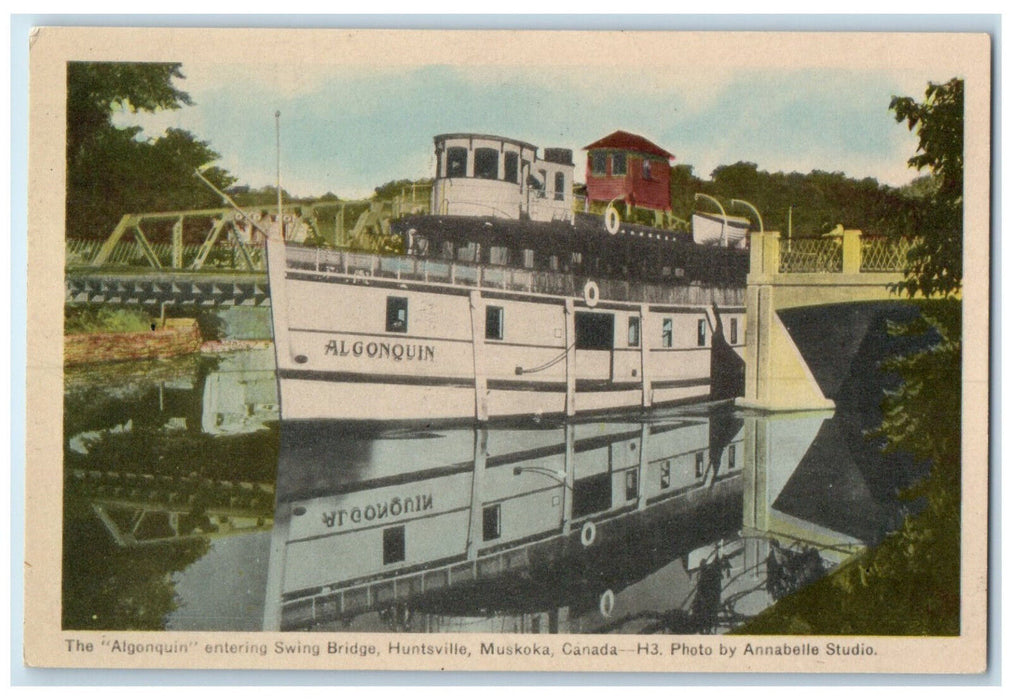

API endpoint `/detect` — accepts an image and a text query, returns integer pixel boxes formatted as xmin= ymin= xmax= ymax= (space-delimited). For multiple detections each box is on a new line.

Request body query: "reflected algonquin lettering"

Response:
xmin=321 ymin=494 xmax=434 ymax=528
xmin=324 ymin=339 xmax=436 ymax=361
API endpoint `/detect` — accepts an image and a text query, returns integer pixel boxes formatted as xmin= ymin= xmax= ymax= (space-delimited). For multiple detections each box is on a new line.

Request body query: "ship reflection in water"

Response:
xmin=265 ymin=407 xmax=882 ymax=635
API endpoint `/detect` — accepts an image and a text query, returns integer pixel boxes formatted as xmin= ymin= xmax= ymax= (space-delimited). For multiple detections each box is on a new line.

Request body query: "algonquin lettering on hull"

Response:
xmin=324 ymin=339 xmax=436 ymax=361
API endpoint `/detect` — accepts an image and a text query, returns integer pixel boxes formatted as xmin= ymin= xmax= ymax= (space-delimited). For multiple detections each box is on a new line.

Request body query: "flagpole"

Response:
xmin=276 ymin=110 xmax=283 ymax=240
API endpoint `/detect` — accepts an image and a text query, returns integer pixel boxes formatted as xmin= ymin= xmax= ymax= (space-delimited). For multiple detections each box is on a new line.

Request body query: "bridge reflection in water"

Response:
xmin=264 ymin=405 xmax=879 ymax=634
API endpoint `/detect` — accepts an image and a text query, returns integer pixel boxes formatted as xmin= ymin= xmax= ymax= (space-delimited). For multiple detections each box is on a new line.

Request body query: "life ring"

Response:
xmin=583 ymin=281 xmax=600 ymax=308
xmin=580 ymin=520 xmax=597 ymax=547
xmin=604 ymin=205 xmax=621 ymax=235
xmin=599 ymin=589 xmax=615 ymax=618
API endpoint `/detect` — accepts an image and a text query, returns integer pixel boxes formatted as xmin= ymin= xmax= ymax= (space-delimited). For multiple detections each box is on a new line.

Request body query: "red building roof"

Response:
xmin=583 ymin=130 xmax=674 ymax=160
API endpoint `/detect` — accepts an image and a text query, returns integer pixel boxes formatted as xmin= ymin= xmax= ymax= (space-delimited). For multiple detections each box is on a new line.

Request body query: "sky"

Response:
xmin=113 ymin=60 xmax=952 ymax=200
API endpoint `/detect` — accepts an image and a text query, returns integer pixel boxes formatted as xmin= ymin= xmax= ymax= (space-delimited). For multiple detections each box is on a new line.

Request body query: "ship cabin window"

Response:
xmin=661 ymin=318 xmax=673 ymax=348
xmin=590 ymin=151 xmax=607 ymax=176
xmin=575 ymin=312 xmax=614 ymax=351
xmin=548 ymin=255 xmax=560 ymax=271
xmin=522 ymin=249 xmax=535 ymax=268
xmin=482 ymin=504 xmax=501 ymax=541
xmin=446 ymin=147 xmax=468 ymax=178
xmin=625 ymin=470 xmax=638 ymax=501
xmin=728 ymin=444 xmax=736 ymax=469
xmin=382 ymin=526 xmax=406 ymax=565
xmin=474 ymin=148 xmax=499 ymax=180
xmin=642 ymin=159 xmax=653 ymax=180
xmin=537 ymin=169 xmax=548 ymax=198
xmin=441 ymin=240 xmax=455 ymax=260
xmin=697 ymin=319 xmax=707 ymax=346
xmin=660 ymin=460 xmax=671 ymax=489
xmin=485 ymin=306 xmax=504 ymax=340
xmin=489 ymin=246 xmax=511 ymax=266
xmin=612 ymin=152 xmax=627 ymax=176
xmin=554 ymin=171 xmax=566 ymax=201
xmin=730 ymin=318 xmax=739 ymax=344
xmin=456 ymin=242 xmax=478 ymax=262
xmin=504 ymin=151 xmax=519 ymax=184
xmin=386 ymin=296 xmax=408 ymax=333
xmin=695 ymin=451 xmax=705 ymax=478
xmin=628 ymin=316 xmax=640 ymax=347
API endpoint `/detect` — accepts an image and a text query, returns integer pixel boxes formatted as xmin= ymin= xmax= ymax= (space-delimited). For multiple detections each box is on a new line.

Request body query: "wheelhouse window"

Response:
xmin=661 ymin=318 xmax=673 ymax=348
xmin=446 ymin=147 xmax=467 ymax=177
xmin=730 ymin=318 xmax=739 ymax=344
xmin=590 ymin=151 xmax=607 ymax=175
xmin=554 ymin=171 xmax=566 ymax=201
xmin=474 ymin=148 xmax=499 ymax=180
xmin=386 ymin=296 xmax=408 ymax=333
xmin=504 ymin=151 xmax=519 ymax=184
xmin=628 ymin=316 xmax=640 ymax=347
xmin=642 ymin=159 xmax=653 ymax=180
xmin=382 ymin=526 xmax=406 ymax=565
xmin=612 ymin=152 xmax=627 ymax=176
xmin=697 ymin=319 xmax=707 ymax=346
xmin=482 ymin=504 xmax=501 ymax=541
xmin=485 ymin=306 xmax=504 ymax=340
xmin=537 ymin=169 xmax=548 ymax=198
xmin=575 ymin=312 xmax=614 ymax=350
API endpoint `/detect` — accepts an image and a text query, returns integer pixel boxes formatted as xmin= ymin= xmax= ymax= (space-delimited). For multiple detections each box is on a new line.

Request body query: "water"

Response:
xmin=62 ymin=347 xmax=924 ymax=634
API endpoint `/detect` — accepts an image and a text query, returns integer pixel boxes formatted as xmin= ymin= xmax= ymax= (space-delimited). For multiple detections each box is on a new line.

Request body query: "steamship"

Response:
xmin=267 ymin=132 xmax=749 ymax=424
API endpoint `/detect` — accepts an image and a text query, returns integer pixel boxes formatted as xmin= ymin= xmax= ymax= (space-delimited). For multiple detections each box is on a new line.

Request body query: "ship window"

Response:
xmin=485 ymin=306 xmax=504 ymax=340
xmin=554 ymin=171 xmax=565 ymax=201
xmin=474 ymin=148 xmax=499 ymax=180
xmin=504 ymin=152 xmax=519 ymax=184
xmin=441 ymin=240 xmax=455 ymax=260
xmin=386 ymin=296 xmax=408 ymax=333
xmin=695 ymin=451 xmax=705 ymax=478
xmin=590 ymin=151 xmax=607 ymax=175
xmin=730 ymin=318 xmax=738 ymax=344
xmin=575 ymin=312 xmax=614 ymax=350
xmin=446 ymin=147 xmax=467 ymax=178
xmin=661 ymin=318 xmax=673 ymax=348
xmin=628 ymin=316 xmax=640 ymax=347
xmin=548 ymin=255 xmax=559 ymax=271
xmin=697 ymin=319 xmax=707 ymax=346
xmin=489 ymin=246 xmax=510 ymax=266
xmin=660 ymin=460 xmax=671 ymax=489
xmin=456 ymin=242 xmax=478 ymax=262
xmin=612 ymin=152 xmax=626 ymax=176
xmin=382 ymin=526 xmax=405 ymax=565
xmin=482 ymin=504 xmax=501 ymax=541
xmin=522 ymin=249 xmax=535 ymax=268
xmin=537 ymin=169 xmax=548 ymax=198
xmin=642 ymin=159 xmax=653 ymax=180
xmin=728 ymin=444 xmax=736 ymax=469
xmin=625 ymin=470 xmax=638 ymax=501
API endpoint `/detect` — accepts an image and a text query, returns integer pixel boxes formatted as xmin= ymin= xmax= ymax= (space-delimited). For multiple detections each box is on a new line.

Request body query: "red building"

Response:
xmin=583 ymin=130 xmax=674 ymax=212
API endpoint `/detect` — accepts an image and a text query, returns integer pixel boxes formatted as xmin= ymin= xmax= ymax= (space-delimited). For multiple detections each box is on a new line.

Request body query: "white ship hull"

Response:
xmin=267 ymin=238 xmax=745 ymax=424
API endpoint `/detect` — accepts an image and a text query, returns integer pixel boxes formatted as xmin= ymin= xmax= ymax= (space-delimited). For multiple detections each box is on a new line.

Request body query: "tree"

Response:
xmin=889 ymin=78 xmax=964 ymax=298
xmin=66 ymin=62 xmax=235 ymax=240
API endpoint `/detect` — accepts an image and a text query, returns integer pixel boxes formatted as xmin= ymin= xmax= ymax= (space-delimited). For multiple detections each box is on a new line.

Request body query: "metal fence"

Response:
xmin=860 ymin=236 xmax=913 ymax=273
xmin=778 ymin=236 xmax=843 ymax=273
xmin=67 ymin=238 xmax=266 ymax=271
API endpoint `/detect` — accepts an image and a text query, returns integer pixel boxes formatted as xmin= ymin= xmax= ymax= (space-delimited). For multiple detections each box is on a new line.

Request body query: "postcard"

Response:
xmin=24 ymin=26 xmax=991 ymax=673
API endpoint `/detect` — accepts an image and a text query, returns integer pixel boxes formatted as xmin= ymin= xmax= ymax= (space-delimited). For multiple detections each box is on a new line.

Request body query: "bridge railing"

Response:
xmin=778 ymin=236 xmax=843 ymax=273
xmin=860 ymin=235 xmax=914 ymax=272
xmin=752 ymin=230 xmax=911 ymax=277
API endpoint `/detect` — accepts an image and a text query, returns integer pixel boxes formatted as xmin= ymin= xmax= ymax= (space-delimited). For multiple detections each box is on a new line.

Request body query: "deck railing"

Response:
xmin=286 ymin=245 xmax=745 ymax=307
